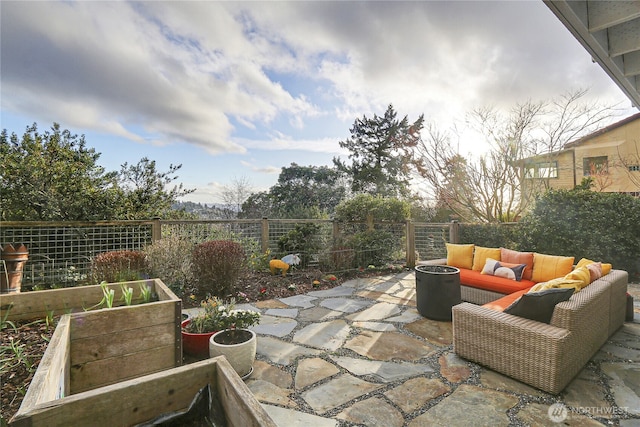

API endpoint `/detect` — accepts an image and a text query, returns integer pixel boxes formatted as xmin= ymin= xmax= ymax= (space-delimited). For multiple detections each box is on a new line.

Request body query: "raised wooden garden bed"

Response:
xmin=0 ymin=280 xmax=183 ymax=415
xmin=10 ymin=356 xmax=276 ymax=427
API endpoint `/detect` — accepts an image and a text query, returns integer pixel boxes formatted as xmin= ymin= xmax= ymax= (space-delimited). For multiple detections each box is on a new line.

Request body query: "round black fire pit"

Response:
xmin=414 ymin=265 xmax=461 ymax=321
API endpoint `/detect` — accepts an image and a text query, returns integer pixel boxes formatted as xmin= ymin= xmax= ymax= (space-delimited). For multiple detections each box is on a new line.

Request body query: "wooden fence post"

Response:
xmin=449 ymin=220 xmax=460 ymax=244
xmin=332 ymin=220 xmax=340 ymax=244
xmin=261 ymin=218 xmax=269 ymax=253
xmin=405 ymin=220 xmax=416 ymax=268
xmin=152 ymin=219 xmax=162 ymax=243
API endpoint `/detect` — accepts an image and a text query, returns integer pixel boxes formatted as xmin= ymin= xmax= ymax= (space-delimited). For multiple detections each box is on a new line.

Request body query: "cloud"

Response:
xmin=1 ymin=0 xmax=632 ymax=164
xmin=239 ymin=160 xmax=280 ymax=175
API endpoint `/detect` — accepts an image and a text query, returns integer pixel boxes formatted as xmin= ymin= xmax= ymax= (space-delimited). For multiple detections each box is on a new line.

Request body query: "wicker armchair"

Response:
xmin=452 ymin=269 xmax=628 ymax=394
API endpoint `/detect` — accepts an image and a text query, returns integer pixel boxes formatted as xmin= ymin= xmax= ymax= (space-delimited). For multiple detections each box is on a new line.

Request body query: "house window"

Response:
xmin=629 ymin=165 xmax=640 ymax=172
xmin=583 ymin=156 xmax=608 ymax=176
xmin=524 ymin=161 xmax=558 ymax=179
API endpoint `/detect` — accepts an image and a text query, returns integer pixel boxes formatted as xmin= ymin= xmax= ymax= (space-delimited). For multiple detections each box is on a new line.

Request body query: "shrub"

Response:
xmin=192 ymin=240 xmax=246 ymax=297
xmin=349 ymin=229 xmax=396 ymax=267
xmin=277 ymin=223 xmax=324 ymax=267
xmin=90 ymin=250 xmax=147 ymax=284
xmin=144 ymin=236 xmax=194 ymax=296
xmin=459 ymin=223 xmax=519 ymax=248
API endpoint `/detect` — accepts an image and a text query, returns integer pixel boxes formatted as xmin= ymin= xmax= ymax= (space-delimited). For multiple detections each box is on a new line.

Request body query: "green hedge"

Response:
xmin=457 ymin=190 xmax=640 ymax=279
xmin=515 ymin=190 xmax=640 ymax=278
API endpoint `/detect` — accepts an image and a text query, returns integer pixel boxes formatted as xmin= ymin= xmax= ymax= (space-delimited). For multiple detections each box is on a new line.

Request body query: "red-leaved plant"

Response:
xmin=192 ymin=240 xmax=246 ymax=297
xmin=91 ymin=250 xmax=147 ymax=284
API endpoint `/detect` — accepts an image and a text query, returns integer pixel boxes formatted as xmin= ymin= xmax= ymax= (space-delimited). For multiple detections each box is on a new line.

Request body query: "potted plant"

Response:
xmin=208 ymin=303 xmax=261 ymax=379
xmin=181 ymin=296 xmax=226 ymax=358
xmin=182 ymin=297 xmax=261 ymax=361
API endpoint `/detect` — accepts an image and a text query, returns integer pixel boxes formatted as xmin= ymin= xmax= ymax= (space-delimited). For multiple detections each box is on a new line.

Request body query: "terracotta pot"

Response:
xmin=181 ymin=319 xmax=217 ymax=358
xmin=1 ymin=243 xmax=28 ymax=294
xmin=209 ymin=329 xmax=256 ymax=379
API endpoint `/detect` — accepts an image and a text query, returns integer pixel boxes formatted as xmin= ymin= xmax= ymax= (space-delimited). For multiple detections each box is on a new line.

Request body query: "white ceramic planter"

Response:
xmin=209 ymin=329 xmax=256 ymax=379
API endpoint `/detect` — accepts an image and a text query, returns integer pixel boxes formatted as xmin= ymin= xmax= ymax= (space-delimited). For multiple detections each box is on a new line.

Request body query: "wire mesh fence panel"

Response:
xmin=1 ymin=220 xmax=456 ymax=289
xmin=413 ymin=223 xmax=451 ymax=262
xmin=0 ymin=222 xmax=154 ymax=289
xmin=160 ymin=221 xmax=263 ymax=255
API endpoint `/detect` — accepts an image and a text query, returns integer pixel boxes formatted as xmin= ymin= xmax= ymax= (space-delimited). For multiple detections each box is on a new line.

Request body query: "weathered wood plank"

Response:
xmin=216 ymin=357 xmax=279 ymax=427
xmin=11 ymin=358 xmax=275 ymax=427
xmin=70 ymin=344 xmax=176 ymax=394
xmin=70 ymin=322 xmax=175 ymax=364
xmin=69 ymin=301 xmax=177 ymax=339
xmin=0 ymin=279 xmax=178 ymax=322
xmin=18 ymin=315 xmax=71 ymax=411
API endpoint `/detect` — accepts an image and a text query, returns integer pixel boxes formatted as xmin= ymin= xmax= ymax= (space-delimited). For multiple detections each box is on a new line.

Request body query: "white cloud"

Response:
xmin=1 ymin=0 xmax=634 ymax=184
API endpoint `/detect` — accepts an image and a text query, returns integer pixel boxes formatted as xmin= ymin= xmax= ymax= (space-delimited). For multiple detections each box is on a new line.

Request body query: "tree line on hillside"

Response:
xmin=0 ymin=89 xmax=629 ymax=223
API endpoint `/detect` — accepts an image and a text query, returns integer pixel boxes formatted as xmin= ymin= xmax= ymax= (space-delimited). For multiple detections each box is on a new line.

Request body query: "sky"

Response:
xmin=1 ymin=1 xmax=638 ymax=204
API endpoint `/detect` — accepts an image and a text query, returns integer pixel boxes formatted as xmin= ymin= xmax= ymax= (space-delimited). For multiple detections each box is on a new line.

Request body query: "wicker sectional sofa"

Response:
xmin=420 ymin=256 xmax=628 ymax=394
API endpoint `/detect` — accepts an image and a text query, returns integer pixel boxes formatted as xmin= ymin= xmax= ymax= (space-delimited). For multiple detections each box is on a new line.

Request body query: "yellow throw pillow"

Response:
xmin=576 ymin=258 xmax=612 ymax=276
xmin=472 ymin=246 xmax=501 ymax=271
xmin=531 ymin=253 xmax=575 ymax=283
xmin=446 ymin=243 xmax=474 ymax=270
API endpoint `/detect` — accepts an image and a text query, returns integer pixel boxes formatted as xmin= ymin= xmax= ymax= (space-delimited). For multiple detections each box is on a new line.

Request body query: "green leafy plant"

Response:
xmin=515 ymin=189 xmax=640 ymax=277
xmin=277 ymin=223 xmax=324 ymax=267
xmin=100 ymin=281 xmax=115 ymax=309
xmin=191 ymin=240 xmax=246 ymax=297
xmin=120 ymin=284 xmax=134 ymax=306
xmin=139 ymin=283 xmax=152 ymax=304
xmin=1 ymin=304 xmax=16 ymax=332
xmin=185 ymin=297 xmax=260 ymax=335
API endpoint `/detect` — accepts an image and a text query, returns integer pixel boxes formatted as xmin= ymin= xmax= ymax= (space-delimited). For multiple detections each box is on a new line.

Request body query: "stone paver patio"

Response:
xmin=188 ymin=271 xmax=640 ymax=426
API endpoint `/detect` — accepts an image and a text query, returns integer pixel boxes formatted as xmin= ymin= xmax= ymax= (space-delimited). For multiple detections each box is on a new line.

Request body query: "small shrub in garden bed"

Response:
xmin=192 ymin=240 xmax=246 ymax=297
xmin=144 ymin=236 xmax=194 ymax=297
xmin=90 ymin=250 xmax=147 ymax=284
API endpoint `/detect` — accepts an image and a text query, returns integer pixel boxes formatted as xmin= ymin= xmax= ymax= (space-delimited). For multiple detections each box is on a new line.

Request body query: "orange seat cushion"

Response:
xmin=460 ymin=269 xmax=535 ymax=295
xmin=483 ymin=288 xmax=532 ymax=312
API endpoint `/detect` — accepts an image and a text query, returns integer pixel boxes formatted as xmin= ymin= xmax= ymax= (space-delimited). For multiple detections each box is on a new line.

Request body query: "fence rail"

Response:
xmin=0 ymin=219 xmax=457 ymax=289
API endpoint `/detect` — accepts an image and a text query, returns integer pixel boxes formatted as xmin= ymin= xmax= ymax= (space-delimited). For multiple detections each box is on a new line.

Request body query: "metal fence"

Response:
xmin=0 ymin=219 xmax=455 ymax=289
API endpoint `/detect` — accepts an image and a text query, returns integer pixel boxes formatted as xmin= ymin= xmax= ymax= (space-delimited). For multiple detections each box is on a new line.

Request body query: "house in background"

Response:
xmin=522 ymin=112 xmax=640 ymax=196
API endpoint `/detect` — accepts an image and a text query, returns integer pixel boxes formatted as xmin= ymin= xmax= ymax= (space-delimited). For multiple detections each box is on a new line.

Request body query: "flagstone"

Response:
xmin=307 ymin=286 xmax=354 ymax=297
xmin=329 ymin=355 xmax=434 ymax=382
xmin=262 ymin=404 xmax=338 ymax=427
xmin=346 ymin=302 xmax=402 ymax=321
xmin=255 ymin=299 xmax=290 ymax=309
xmin=479 ymin=369 xmax=545 ymax=397
xmin=404 ymin=318 xmax=453 ymax=346
xmin=345 ymin=331 xmax=435 ymax=361
xmin=384 ymin=377 xmax=451 ymax=413
xmin=251 ymin=315 xmax=298 ymax=337
xmin=563 ymin=368 xmax=614 ymax=418
xmin=601 ymin=362 xmax=640 ymax=415
xmin=408 ymin=384 xmax=518 ymax=426
xmin=439 ymin=352 xmax=471 ymax=383
xmin=336 ymin=397 xmax=404 ymax=427
xmin=279 ymin=295 xmax=317 ymax=309
xmin=250 ymin=360 xmax=293 ymax=388
xmin=265 ymin=308 xmax=299 ymax=318
xmin=301 ymin=373 xmax=382 ymax=413
xmin=257 ymin=336 xmax=321 ymax=365
xmin=386 ymin=308 xmax=423 ymax=324
xmin=297 ymin=306 xmax=343 ymax=322
xmin=320 ymin=297 xmax=371 ymax=313
xmin=295 ymin=357 xmax=340 ymax=389
xmin=516 ymin=402 xmax=604 ymax=426
xmin=352 ymin=321 xmax=397 ymax=331
xmin=247 ymin=379 xmax=297 ymax=408
xmin=293 ymin=319 xmax=350 ymax=351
